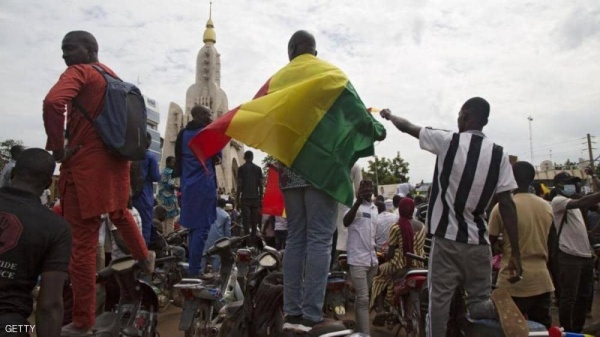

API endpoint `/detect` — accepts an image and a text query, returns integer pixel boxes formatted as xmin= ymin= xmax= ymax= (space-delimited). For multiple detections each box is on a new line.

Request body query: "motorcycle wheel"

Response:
xmin=185 ymin=304 xmax=211 ymax=337
xmin=405 ymin=291 xmax=425 ymax=337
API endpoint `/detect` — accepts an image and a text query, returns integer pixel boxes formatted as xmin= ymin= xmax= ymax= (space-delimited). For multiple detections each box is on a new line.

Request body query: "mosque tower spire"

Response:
xmin=203 ymin=1 xmax=216 ymax=44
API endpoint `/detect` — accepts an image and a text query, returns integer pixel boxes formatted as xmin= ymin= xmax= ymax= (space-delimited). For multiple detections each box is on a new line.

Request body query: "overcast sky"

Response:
xmin=1 ymin=0 xmax=599 ymax=184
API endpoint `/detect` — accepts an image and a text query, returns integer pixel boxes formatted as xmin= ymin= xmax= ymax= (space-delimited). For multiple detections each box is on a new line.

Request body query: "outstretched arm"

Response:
xmin=379 ymin=109 xmax=422 ymax=139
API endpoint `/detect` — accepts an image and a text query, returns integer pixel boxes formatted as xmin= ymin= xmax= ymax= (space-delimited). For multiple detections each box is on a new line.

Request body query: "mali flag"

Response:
xmin=189 ymin=54 xmax=386 ymax=207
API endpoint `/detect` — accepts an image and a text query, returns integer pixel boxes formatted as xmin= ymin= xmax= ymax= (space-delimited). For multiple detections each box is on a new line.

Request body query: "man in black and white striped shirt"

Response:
xmin=380 ymin=97 xmax=525 ymax=337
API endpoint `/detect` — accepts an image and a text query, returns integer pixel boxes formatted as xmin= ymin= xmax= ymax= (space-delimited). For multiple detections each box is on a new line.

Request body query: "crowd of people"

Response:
xmin=2 ymin=27 xmax=600 ymax=337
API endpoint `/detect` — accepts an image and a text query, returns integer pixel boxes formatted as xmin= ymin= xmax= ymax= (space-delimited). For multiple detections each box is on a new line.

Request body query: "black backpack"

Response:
xmin=72 ymin=65 xmax=148 ymax=160
xmin=130 ymin=160 xmax=145 ymax=197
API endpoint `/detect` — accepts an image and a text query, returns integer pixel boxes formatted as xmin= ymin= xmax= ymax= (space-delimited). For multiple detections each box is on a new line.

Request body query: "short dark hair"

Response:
xmin=244 ymin=151 xmax=253 ymax=160
xmin=217 ymin=198 xmax=227 ymax=208
xmin=392 ymin=194 xmax=402 ymax=208
xmin=12 ymin=148 xmax=55 ymax=189
xmin=375 ymin=201 xmax=386 ymax=214
xmin=461 ymin=97 xmax=490 ymax=121
xmin=10 ymin=145 xmax=24 ymax=160
xmin=512 ymin=161 xmax=535 ymax=190
xmin=166 ymin=156 xmax=175 ymax=164
xmin=191 ymin=105 xmax=210 ymax=119
xmin=65 ymin=31 xmax=98 ymax=53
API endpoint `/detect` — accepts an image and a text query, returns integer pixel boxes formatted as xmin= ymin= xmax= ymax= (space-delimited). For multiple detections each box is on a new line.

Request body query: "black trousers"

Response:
xmin=558 ymin=251 xmax=594 ymax=332
xmin=241 ymin=199 xmax=261 ymax=237
xmin=512 ymin=292 xmax=552 ymax=329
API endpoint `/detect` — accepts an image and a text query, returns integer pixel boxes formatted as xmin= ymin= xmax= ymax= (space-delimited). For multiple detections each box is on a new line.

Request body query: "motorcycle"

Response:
xmin=323 ymin=254 xmax=353 ymax=321
xmin=218 ymin=247 xmax=284 ymax=337
xmin=175 ymin=236 xmax=248 ymax=337
xmin=70 ymin=254 xmax=176 ymax=337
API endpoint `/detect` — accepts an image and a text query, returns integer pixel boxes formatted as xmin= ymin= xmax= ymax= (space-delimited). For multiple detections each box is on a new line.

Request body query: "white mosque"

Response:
xmin=161 ymin=8 xmax=244 ymax=196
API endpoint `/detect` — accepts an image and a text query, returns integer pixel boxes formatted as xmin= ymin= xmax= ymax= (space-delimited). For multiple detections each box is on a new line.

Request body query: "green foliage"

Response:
xmin=0 ymin=139 xmax=24 ymax=167
xmin=361 ymin=151 xmax=409 ymax=186
xmin=261 ymin=155 xmax=277 ymax=177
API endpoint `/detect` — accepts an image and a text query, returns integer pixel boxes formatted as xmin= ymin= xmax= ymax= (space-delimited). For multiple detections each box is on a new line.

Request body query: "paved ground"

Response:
xmin=29 ymin=284 xmax=600 ymax=336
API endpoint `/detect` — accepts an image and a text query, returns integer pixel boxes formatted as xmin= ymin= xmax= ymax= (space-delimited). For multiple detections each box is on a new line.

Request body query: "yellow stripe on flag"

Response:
xmin=225 ymin=54 xmax=348 ymax=166
xmin=367 ymin=107 xmax=381 ymax=113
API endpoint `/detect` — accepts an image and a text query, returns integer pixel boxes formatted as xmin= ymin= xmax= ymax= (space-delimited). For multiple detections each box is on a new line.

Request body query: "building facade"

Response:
xmin=145 ymin=95 xmax=162 ymax=164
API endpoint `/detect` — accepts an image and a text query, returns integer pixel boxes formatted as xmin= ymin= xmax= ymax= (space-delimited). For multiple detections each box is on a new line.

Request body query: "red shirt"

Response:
xmin=43 ymin=63 xmax=130 ymax=219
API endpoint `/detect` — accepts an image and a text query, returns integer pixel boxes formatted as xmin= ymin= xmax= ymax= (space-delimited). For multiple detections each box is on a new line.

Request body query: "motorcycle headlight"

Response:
xmin=258 ymin=253 xmax=278 ymax=268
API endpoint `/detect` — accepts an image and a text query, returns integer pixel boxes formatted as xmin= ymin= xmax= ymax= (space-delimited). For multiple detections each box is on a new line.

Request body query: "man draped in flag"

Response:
xmin=188 ymin=30 xmax=386 ymax=332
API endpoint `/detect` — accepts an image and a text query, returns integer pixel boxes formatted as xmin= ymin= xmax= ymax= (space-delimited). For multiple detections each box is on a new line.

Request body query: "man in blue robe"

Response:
xmin=132 ymin=132 xmax=161 ymax=246
xmin=175 ymin=105 xmax=220 ymax=276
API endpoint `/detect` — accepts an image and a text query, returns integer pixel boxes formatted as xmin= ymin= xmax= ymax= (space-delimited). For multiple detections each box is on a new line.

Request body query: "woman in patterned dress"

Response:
xmin=370 ymin=197 xmax=426 ymax=312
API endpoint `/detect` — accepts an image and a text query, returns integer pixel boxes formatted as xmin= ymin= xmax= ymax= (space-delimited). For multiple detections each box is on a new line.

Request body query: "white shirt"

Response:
xmin=40 ymin=189 xmax=51 ymax=205
xmin=396 ymin=183 xmax=414 ymax=197
xmin=336 ymin=163 xmax=363 ymax=251
xmin=551 ymin=195 xmax=592 ymax=258
xmin=375 ymin=211 xmax=399 ymax=249
xmin=110 ymin=208 xmax=142 ymax=260
xmin=420 ymin=128 xmax=517 ymax=245
xmin=345 ymin=201 xmax=378 ymax=267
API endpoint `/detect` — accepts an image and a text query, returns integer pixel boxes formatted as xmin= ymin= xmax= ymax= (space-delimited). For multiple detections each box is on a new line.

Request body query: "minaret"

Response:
xmin=160 ymin=3 xmax=243 ymax=196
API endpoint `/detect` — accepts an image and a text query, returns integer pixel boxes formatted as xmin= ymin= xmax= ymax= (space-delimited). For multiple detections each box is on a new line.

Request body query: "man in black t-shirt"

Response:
xmin=236 ymin=151 xmax=264 ymax=239
xmin=0 ymin=148 xmax=71 ymax=337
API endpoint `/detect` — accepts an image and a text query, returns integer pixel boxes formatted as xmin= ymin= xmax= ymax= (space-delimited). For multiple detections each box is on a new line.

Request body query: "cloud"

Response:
xmin=0 ymin=0 xmax=599 ymax=185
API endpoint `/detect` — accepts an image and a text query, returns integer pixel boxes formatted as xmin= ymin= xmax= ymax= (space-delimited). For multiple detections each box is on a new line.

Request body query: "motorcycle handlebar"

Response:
xmin=156 ymin=255 xmax=178 ymax=264
xmin=405 ymin=252 xmax=427 ymax=263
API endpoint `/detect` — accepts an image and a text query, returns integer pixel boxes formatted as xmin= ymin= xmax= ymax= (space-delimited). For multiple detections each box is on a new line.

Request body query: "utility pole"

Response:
xmin=527 ymin=116 xmax=534 ymax=164
xmin=374 ymin=155 xmax=380 ymax=191
xmin=588 ymin=134 xmax=596 ymax=172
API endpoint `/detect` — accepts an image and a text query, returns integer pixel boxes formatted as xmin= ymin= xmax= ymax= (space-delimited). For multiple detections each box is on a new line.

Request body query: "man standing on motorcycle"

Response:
xmin=379 ymin=97 xmax=527 ymax=337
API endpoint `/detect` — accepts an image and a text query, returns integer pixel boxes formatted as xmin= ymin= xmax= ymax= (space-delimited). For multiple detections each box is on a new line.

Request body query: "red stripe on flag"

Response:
xmin=188 ymin=106 xmax=240 ymax=165
xmin=262 ymin=165 xmax=285 ymax=216
xmin=253 ymin=78 xmax=271 ymax=99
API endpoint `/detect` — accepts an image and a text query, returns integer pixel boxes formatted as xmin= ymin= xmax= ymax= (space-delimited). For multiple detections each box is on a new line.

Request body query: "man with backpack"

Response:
xmin=43 ymin=30 xmax=155 ymax=336
xmin=131 ymin=132 xmax=160 ymax=246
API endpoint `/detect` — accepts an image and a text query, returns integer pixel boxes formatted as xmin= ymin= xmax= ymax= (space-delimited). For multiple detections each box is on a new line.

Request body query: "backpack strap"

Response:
xmin=557 ymin=209 xmax=568 ymax=240
xmin=67 ymin=64 xmax=117 ymax=137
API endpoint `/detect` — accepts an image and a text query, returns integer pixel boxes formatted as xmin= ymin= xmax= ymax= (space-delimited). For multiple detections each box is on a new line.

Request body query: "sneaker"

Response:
xmin=282 ymin=315 xmax=303 ymax=331
xmin=292 ymin=317 xmax=338 ymax=333
xmin=139 ymin=251 xmax=156 ymax=275
xmin=61 ymin=322 xmax=92 ymax=337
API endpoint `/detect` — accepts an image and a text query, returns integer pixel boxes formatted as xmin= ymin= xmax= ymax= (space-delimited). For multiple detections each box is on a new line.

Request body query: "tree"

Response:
xmin=362 ymin=152 xmax=410 ymax=187
xmin=0 ymin=139 xmax=24 ymax=167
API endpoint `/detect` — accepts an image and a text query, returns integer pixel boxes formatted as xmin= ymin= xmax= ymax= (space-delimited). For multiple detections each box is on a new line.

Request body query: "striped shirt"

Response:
xmin=420 ymin=128 xmax=517 ymax=245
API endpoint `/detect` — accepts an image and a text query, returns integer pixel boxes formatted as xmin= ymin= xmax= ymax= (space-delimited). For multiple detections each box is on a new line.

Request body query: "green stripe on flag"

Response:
xmin=291 ymin=82 xmax=384 ymax=207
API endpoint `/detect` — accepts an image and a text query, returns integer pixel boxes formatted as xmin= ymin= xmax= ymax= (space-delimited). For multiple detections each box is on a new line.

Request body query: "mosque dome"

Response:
xmin=203 ymin=18 xmax=216 ymax=44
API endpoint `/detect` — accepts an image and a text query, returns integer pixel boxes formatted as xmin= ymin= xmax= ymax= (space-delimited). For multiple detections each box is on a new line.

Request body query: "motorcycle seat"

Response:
xmin=199 ymin=273 xmax=217 ymax=281
xmin=90 ymin=312 xmax=119 ymax=334
xmin=219 ymin=300 xmax=244 ymax=315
